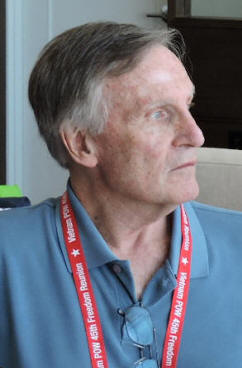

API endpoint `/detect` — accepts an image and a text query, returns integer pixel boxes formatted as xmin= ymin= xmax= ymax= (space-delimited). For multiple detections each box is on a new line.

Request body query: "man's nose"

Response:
xmin=173 ymin=110 xmax=205 ymax=148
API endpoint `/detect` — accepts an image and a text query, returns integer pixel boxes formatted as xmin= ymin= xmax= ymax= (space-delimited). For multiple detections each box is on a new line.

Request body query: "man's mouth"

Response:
xmin=171 ymin=161 xmax=197 ymax=171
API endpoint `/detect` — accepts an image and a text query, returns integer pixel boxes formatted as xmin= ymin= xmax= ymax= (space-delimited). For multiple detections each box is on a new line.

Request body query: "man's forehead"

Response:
xmin=112 ymin=45 xmax=190 ymax=81
xmin=105 ymin=47 xmax=194 ymax=106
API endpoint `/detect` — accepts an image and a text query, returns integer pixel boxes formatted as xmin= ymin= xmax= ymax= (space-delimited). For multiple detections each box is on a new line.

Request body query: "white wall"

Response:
xmin=51 ymin=0 xmax=163 ymax=35
xmin=6 ymin=0 xmax=164 ymax=204
xmin=192 ymin=0 xmax=242 ymax=18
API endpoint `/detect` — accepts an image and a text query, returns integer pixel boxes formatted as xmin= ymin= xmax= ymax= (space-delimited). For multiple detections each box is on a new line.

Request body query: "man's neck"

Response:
xmin=71 ymin=176 xmax=175 ymax=244
xmin=70 ymin=176 xmax=176 ymax=298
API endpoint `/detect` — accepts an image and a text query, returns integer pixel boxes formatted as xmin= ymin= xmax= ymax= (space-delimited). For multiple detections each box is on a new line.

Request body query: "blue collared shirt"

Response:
xmin=0 ymin=184 xmax=242 ymax=367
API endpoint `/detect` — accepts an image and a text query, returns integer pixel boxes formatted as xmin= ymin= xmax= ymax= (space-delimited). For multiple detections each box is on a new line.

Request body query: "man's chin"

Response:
xmin=185 ymin=183 xmax=200 ymax=202
xmin=176 ymin=182 xmax=200 ymax=204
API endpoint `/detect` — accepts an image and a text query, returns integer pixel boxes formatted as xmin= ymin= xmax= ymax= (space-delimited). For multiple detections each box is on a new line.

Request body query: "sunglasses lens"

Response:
xmin=124 ymin=306 xmax=153 ymax=346
xmin=137 ymin=359 xmax=158 ymax=368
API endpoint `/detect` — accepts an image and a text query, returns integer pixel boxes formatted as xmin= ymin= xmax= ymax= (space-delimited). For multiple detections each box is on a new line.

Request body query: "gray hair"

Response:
xmin=28 ymin=22 xmax=185 ymax=168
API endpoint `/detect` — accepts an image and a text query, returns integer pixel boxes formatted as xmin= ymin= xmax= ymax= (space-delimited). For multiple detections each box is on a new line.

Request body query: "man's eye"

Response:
xmin=151 ymin=110 xmax=168 ymax=120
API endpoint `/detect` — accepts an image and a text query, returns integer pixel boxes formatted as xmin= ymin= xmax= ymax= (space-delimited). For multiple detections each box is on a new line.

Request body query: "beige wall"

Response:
xmin=192 ymin=0 xmax=242 ymax=18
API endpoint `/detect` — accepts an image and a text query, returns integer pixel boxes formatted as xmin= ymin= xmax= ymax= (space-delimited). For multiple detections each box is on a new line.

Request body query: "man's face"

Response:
xmin=94 ymin=45 xmax=204 ymax=208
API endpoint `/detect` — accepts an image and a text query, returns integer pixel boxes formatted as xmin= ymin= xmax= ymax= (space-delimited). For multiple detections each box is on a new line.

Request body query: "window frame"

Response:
xmin=0 ymin=0 xmax=6 ymax=184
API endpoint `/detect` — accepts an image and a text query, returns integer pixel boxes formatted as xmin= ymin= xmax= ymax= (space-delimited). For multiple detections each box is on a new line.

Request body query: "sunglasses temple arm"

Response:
xmin=153 ymin=328 xmax=159 ymax=365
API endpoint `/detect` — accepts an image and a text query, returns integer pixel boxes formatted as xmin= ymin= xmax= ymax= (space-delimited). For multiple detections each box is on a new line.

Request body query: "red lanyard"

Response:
xmin=61 ymin=192 xmax=109 ymax=368
xmin=60 ymin=192 xmax=192 ymax=368
xmin=161 ymin=204 xmax=192 ymax=368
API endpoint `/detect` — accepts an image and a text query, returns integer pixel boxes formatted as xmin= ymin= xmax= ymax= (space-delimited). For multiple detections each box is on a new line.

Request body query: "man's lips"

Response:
xmin=171 ymin=161 xmax=197 ymax=171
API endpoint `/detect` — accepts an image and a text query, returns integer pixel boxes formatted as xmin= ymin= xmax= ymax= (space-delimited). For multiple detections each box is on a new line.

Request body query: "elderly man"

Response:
xmin=1 ymin=22 xmax=242 ymax=368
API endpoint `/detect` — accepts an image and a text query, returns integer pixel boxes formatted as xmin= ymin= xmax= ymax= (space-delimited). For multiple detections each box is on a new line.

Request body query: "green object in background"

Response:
xmin=0 ymin=185 xmax=23 ymax=198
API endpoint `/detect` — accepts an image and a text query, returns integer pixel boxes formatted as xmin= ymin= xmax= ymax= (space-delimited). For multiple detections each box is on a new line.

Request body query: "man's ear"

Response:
xmin=60 ymin=125 xmax=98 ymax=168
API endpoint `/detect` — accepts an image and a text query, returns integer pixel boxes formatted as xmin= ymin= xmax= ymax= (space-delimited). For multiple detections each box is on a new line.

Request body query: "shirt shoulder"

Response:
xmin=190 ymin=200 xmax=242 ymax=243
xmin=0 ymin=197 xmax=60 ymax=253
xmin=0 ymin=197 xmax=58 ymax=222
xmin=191 ymin=200 xmax=242 ymax=221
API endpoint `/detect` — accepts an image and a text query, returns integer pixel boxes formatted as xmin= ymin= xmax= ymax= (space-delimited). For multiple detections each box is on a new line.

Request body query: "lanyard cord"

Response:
xmin=60 ymin=192 xmax=192 ymax=368
xmin=161 ymin=205 xmax=192 ymax=368
xmin=61 ymin=192 xmax=109 ymax=368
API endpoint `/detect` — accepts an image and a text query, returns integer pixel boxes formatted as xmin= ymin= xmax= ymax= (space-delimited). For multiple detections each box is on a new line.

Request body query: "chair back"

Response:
xmin=196 ymin=147 xmax=242 ymax=211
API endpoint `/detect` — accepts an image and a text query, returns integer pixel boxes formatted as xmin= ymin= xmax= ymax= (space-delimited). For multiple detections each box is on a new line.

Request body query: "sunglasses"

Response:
xmin=118 ymin=305 xmax=159 ymax=367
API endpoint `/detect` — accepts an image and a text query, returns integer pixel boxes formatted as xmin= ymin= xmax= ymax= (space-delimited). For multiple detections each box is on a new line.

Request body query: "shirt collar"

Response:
xmin=55 ymin=183 xmax=118 ymax=273
xmin=56 ymin=183 xmax=209 ymax=278
xmin=169 ymin=202 xmax=209 ymax=279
